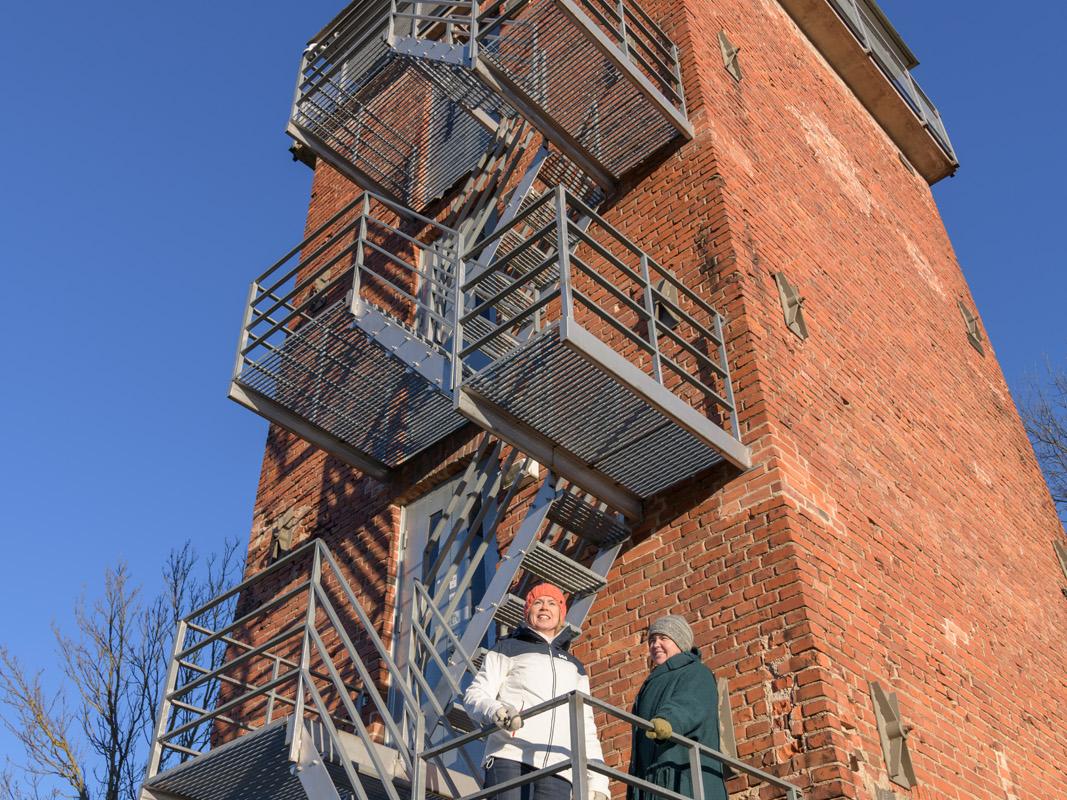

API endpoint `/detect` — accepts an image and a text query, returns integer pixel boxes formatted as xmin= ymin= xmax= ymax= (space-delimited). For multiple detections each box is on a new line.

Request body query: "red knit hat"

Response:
xmin=525 ymin=582 xmax=567 ymax=619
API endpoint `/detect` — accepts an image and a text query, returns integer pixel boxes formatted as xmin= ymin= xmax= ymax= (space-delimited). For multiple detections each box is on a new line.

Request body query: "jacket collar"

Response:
xmin=650 ymin=649 xmax=699 ymax=675
xmin=512 ymin=623 xmax=571 ymax=650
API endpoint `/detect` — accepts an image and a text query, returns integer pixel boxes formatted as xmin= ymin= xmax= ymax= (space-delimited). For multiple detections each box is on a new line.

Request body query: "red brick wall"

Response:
xmin=237 ymin=2 xmax=1067 ymax=799
xmin=573 ymin=2 xmax=1067 ymax=800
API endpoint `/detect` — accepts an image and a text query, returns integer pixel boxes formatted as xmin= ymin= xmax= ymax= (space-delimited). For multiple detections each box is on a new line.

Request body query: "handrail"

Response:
xmin=147 ymin=539 xmax=438 ymax=783
xmin=420 ymin=690 xmax=803 ymax=800
xmin=456 ymin=187 xmax=738 ymax=430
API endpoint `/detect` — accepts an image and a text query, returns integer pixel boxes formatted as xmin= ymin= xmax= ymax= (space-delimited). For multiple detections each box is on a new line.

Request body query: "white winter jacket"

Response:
xmin=463 ymin=625 xmax=610 ymax=795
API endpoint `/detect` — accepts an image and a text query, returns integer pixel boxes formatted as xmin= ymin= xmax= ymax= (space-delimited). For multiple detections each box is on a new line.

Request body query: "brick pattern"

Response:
xmin=233 ymin=2 xmax=1067 ymax=799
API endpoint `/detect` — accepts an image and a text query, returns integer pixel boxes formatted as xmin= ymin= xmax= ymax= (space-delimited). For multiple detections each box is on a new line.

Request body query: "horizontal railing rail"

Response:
xmin=459 ymin=186 xmax=740 ymax=440
xmin=419 ymin=690 xmax=802 ymax=800
xmin=145 ymin=539 xmax=468 ymax=793
xmin=232 ymin=190 xmax=461 ymax=394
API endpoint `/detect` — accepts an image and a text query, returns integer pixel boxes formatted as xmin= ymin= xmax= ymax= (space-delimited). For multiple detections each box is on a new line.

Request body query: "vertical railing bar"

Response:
xmin=714 ymin=312 xmax=740 ymax=441
xmin=302 ymin=676 xmax=379 ymax=800
xmin=469 ymin=0 xmax=480 ymax=63
xmin=555 ymin=187 xmax=573 ymax=322
xmin=569 ymin=693 xmax=589 ymax=800
xmin=640 ymin=253 xmax=663 ymax=384
xmin=451 ymin=253 xmax=466 ymax=393
xmin=145 ymin=620 xmax=187 ymax=779
xmin=388 ymin=0 xmax=398 ymax=43
xmin=265 ymin=655 xmax=281 ymax=724
xmin=671 ymin=42 xmax=687 ymax=117
xmin=617 ymin=0 xmax=629 ymax=56
xmin=232 ymin=282 xmax=258 ymax=382
xmin=287 ymin=546 xmax=320 ymax=763
xmin=351 ymin=194 xmax=370 ymax=317
xmin=412 ymin=711 xmax=427 ymax=800
xmin=688 ymin=739 xmax=705 ymax=800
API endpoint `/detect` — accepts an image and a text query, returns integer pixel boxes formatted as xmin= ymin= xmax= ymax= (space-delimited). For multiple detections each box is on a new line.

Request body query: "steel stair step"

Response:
xmin=521 ymin=541 xmax=607 ymax=596
xmin=547 ymin=491 xmax=630 ymax=548
xmin=492 ymin=592 xmax=527 ymax=629
xmin=446 ymin=702 xmax=476 ymax=734
xmin=462 ymin=314 xmax=519 ymax=360
xmin=472 ymin=269 xmax=536 ymax=322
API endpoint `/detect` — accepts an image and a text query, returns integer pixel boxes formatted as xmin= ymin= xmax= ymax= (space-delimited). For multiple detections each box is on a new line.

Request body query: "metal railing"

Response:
xmin=145 ymin=539 xmax=475 ymax=797
xmin=827 ymin=0 xmax=956 ymax=160
xmin=419 ymin=691 xmax=802 ymax=800
xmin=571 ymin=0 xmax=686 ymax=113
xmin=387 ymin=0 xmax=684 ymax=110
xmin=232 ymin=189 xmax=459 ymax=399
xmin=458 ymin=186 xmax=740 ymax=440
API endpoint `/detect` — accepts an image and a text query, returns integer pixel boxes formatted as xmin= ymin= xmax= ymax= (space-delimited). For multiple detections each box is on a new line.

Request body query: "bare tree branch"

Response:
xmin=1020 ymin=359 xmax=1067 ymax=523
xmin=0 ymin=540 xmax=242 ymax=800
xmin=0 ymin=651 xmax=87 ymax=800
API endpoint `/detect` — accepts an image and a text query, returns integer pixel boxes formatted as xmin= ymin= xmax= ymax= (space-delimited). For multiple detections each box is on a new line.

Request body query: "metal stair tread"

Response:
xmin=547 ymin=491 xmax=630 ymax=547
xmin=462 ymin=314 xmax=519 ymax=360
xmin=522 ymin=541 xmax=607 ymax=595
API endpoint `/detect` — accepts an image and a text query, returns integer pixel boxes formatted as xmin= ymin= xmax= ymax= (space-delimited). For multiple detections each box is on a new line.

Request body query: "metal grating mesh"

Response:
xmin=237 ymin=302 xmax=467 ymax=468
xmin=465 ymin=327 xmax=725 ymax=497
xmin=481 ymin=0 xmax=681 ymax=180
xmin=293 ymin=51 xmax=511 ymax=209
xmin=547 ymin=492 xmax=629 ymax=547
xmin=148 ymin=720 xmax=448 ymax=800
xmin=523 ymin=541 xmax=606 ymax=595
xmin=149 ymin=722 xmax=308 ymax=800
xmin=493 ymin=593 xmax=526 ymax=628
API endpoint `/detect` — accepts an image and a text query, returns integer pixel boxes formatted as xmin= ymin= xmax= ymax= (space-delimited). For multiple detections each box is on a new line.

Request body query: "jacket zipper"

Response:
xmin=544 ymin=638 xmax=557 ymax=770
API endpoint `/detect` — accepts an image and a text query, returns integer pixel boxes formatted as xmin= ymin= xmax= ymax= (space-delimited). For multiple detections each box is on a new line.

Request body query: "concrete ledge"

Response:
xmin=777 ymin=0 xmax=957 ymax=183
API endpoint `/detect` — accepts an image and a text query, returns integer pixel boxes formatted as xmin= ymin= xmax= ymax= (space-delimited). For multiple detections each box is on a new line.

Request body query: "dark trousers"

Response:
xmin=485 ymin=757 xmax=573 ymax=800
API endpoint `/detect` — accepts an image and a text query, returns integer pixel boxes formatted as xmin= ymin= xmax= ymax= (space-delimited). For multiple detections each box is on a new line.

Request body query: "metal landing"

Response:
xmin=458 ymin=325 xmax=744 ymax=508
xmin=231 ymin=301 xmax=467 ymax=478
xmin=144 ymin=719 xmax=461 ymax=800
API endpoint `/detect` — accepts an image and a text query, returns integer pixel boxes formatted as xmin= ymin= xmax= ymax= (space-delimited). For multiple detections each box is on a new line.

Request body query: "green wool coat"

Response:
xmin=628 ymin=651 xmax=728 ymax=800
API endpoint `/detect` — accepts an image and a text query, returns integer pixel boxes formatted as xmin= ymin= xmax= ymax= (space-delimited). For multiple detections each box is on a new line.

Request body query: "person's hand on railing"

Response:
xmin=493 ymin=703 xmax=523 ymax=732
xmin=645 ymin=717 xmax=672 ymax=741
xmin=591 ymin=792 xmax=609 ymax=800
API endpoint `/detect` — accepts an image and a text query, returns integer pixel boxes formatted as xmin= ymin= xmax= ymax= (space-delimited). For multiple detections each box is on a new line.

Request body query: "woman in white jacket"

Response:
xmin=463 ymin=583 xmax=610 ymax=800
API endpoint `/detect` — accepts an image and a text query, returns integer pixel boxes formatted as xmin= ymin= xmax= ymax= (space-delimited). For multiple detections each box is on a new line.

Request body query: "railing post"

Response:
xmin=569 ymin=693 xmax=588 ymax=800
xmin=688 ymin=740 xmax=705 ymax=800
xmin=265 ymin=654 xmax=282 ymax=724
xmin=232 ymin=281 xmax=258 ymax=382
xmin=288 ymin=545 xmax=321 ymax=763
xmin=291 ymin=50 xmax=310 ymax=124
xmin=350 ymin=194 xmax=370 ymax=317
xmin=640 ymin=254 xmax=663 ymax=384
xmin=450 ymin=251 xmax=466 ymax=394
xmin=387 ymin=0 xmax=398 ymax=44
xmin=411 ymin=709 xmax=427 ymax=800
xmin=617 ymin=0 xmax=629 ymax=57
xmin=469 ymin=0 xmax=480 ymax=64
xmin=714 ymin=312 xmax=740 ymax=441
xmin=555 ymin=186 xmax=573 ymax=324
xmin=145 ymin=619 xmax=188 ymax=779
xmin=671 ymin=42 xmax=687 ymax=118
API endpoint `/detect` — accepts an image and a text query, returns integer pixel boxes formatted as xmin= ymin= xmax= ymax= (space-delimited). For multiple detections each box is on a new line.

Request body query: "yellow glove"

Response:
xmin=645 ymin=717 xmax=673 ymax=741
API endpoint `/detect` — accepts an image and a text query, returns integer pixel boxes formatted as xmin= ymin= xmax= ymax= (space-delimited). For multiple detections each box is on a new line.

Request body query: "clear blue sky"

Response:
xmin=0 ymin=0 xmax=1063 ymax=773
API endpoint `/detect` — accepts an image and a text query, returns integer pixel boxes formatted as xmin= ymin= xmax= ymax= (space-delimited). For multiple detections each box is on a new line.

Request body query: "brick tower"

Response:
xmin=141 ymin=3 xmax=1067 ymax=800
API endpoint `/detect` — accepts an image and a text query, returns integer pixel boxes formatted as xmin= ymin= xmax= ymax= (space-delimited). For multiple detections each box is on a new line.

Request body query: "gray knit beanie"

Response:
xmin=648 ymin=614 xmax=694 ymax=652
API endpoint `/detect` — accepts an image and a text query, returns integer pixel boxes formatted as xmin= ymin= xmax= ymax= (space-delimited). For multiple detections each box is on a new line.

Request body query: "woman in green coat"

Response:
xmin=628 ymin=615 xmax=728 ymax=800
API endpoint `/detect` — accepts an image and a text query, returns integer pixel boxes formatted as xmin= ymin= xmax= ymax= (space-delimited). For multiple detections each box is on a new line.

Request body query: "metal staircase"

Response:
xmin=142 ymin=431 xmax=635 ymax=798
xmin=288 ymin=0 xmax=692 ymax=207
